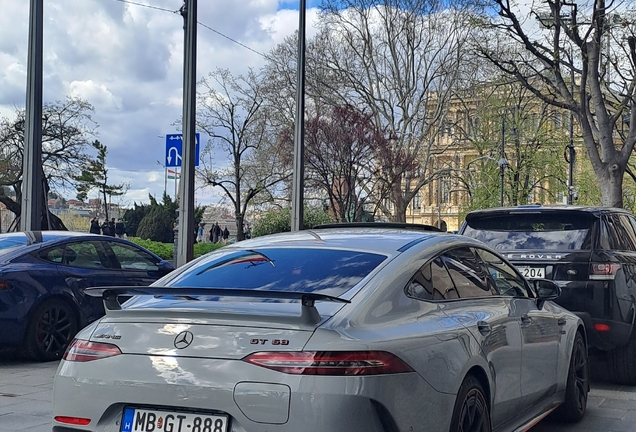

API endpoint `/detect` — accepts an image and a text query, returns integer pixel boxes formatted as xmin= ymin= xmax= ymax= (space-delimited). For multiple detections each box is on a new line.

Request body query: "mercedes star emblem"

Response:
xmin=174 ymin=331 xmax=194 ymax=349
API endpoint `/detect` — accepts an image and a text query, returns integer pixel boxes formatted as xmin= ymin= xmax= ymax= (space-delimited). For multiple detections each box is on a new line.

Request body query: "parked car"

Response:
xmin=0 ymin=231 xmax=174 ymax=361
xmin=53 ymin=225 xmax=587 ymax=432
xmin=460 ymin=205 xmax=636 ymax=384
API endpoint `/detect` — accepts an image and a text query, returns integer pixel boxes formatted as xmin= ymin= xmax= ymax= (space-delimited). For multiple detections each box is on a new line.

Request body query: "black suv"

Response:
xmin=459 ymin=205 xmax=636 ymax=384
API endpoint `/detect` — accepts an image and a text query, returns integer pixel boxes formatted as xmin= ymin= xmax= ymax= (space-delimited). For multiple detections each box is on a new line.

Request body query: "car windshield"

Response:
xmin=463 ymin=212 xmax=595 ymax=250
xmin=0 ymin=234 xmax=28 ymax=256
xmin=165 ymin=248 xmax=387 ymax=298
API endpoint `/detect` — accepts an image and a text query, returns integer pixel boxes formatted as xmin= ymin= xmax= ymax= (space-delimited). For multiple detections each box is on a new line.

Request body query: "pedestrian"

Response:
xmin=89 ymin=217 xmax=101 ymax=234
xmin=108 ymin=218 xmax=116 ymax=237
xmin=101 ymin=220 xmax=110 ymax=236
xmin=115 ymin=219 xmax=126 ymax=238
xmin=213 ymin=222 xmax=221 ymax=244
xmin=222 ymin=226 xmax=229 ymax=245
xmin=243 ymin=223 xmax=251 ymax=240
xmin=196 ymin=223 xmax=204 ymax=243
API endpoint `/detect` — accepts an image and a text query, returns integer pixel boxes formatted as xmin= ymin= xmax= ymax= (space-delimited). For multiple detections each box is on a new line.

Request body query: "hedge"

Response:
xmin=128 ymin=237 xmax=224 ymax=261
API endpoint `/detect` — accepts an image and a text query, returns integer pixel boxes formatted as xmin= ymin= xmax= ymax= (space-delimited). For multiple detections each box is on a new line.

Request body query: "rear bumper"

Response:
xmin=574 ymin=312 xmax=632 ymax=351
xmin=53 ymin=355 xmax=454 ymax=432
xmin=550 ymin=278 xmax=635 ymax=350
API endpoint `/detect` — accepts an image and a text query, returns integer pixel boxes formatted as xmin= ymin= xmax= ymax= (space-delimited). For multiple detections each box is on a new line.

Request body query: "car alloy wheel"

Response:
xmin=24 ymin=299 xmax=78 ymax=361
xmin=451 ymin=375 xmax=491 ymax=432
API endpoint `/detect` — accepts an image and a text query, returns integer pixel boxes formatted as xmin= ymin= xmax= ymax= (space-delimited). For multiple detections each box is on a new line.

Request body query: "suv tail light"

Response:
xmin=589 ymin=263 xmax=621 ymax=280
xmin=243 ymin=351 xmax=413 ymax=375
xmin=63 ymin=339 xmax=122 ymax=362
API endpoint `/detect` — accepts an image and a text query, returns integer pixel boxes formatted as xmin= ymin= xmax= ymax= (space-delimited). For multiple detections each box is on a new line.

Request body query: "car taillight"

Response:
xmin=589 ymin=263 xmax=621 ymax=280
xmin=63 ymin=339 xmax=122 ymax=362
xmin=243 ymin=351 xmax=413 ymax=375
xmin=0 ymin=281 xmax=11 ymax=290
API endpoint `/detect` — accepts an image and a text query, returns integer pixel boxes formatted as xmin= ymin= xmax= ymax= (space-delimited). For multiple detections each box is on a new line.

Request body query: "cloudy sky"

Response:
xmin=0 ymin=0 xmax=321 ymax=207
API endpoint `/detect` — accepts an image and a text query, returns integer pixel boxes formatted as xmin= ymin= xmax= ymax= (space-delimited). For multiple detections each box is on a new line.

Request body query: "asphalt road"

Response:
xmin=2 ymin=349 xmax=636 ymax=432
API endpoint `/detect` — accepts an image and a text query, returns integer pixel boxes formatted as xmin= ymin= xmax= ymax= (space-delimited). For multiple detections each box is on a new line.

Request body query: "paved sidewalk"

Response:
xmin=0 ymin=351 xmax=57 ymax=432
xmin=2 ymin=349 xmax=636 ymax=432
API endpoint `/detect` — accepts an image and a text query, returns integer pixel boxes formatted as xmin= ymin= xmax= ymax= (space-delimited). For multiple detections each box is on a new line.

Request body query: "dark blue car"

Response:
xmin=0 ymin=231 xmax=174 ymax=361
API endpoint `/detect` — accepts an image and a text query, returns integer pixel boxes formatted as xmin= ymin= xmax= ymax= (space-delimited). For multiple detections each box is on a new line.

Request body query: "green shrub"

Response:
xmin=136 ymin=206 xmax=174 ymax=243
xmin=128 ymin=237 xmax=225 ymax=261
xmin=252 ymin=206 xmax=334 ymax=237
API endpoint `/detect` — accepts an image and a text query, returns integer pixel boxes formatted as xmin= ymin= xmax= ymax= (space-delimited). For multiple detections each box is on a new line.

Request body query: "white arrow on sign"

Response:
xmin=166 ymin=146 xmax=182 ymax=165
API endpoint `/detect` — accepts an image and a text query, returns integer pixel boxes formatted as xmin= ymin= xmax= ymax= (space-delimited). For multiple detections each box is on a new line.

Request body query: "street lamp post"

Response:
xmin=498 ymin=113 xmax=509 ymax=207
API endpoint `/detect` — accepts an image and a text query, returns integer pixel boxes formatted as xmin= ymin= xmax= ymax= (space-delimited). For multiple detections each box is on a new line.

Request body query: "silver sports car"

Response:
xmin=52 ymin=226 xmax=588 ymax=432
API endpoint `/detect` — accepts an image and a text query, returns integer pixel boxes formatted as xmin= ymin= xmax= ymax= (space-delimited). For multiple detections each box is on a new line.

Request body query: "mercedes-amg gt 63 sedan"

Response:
xmin=52 ymin=225 xmax=588 ymax=432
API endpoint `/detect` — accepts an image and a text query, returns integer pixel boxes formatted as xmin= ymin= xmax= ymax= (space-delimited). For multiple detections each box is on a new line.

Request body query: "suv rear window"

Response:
xmin=463 ymin=212 xmax=595 ymax=250
xmin=165 ymin=248 xmax=387 ymax=297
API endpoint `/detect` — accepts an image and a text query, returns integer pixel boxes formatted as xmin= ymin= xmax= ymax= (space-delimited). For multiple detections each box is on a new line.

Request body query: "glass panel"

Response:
xmin=475 ymin=248 xmax=529 ymax=297
xmin=109 ymin=242 xmax=159 ymax=271
xmin=463 ymin=212 xmax=595 ymax=250
xmin=166 ymin=248 xmax=386 ymax=298
xmin=442 ymin=248 xmax=493 ymax=298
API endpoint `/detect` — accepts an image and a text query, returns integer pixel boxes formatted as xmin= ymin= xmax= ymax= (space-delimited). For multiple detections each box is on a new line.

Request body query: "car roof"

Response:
xmin=0 ymin=230 xmax=102 ymax=245
xmin=226 ymin=227 xmax=461 ymax=256
xmin=465 ymin=204 xmax=629 ymax=221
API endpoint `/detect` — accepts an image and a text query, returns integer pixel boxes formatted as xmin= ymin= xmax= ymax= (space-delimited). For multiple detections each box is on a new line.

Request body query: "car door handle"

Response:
xmin=477 ymin=321 xmax=492 ymax=336
xmin=557 ymin=318 xmax=567 ymax=326
xmin=521 ymin=315 xmax=532 ymax=327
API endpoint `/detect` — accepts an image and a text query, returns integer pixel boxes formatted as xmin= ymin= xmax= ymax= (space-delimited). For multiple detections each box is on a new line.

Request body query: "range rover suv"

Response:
xmin=459 ymin=205 xmax=636 ymax=384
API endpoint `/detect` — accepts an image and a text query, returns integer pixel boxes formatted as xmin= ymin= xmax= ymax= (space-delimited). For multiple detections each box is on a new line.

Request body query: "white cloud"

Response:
xmin=0 ymin=0 xmax=318 ymax=207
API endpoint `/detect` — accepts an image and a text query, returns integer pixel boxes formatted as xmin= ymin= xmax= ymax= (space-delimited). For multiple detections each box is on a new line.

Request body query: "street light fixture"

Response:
xmin=499 ymin=111 xmax=511 ymax=207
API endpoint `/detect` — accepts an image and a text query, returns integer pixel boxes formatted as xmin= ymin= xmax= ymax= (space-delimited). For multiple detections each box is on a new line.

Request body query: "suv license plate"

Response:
xmin=517 ymin=266 xmax=545 ymax=279
xmin=121 ymin=407 xmax=228 ymax=432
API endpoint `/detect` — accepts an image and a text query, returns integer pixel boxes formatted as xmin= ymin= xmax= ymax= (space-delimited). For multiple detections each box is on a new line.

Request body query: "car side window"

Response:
xmin=618 ymin=215 xmax=636 ymax=252
xmin=604 ymin=215 xmax=627 ymax=250
xmin=108 ymin=241 xmax=160 ymax=271
xmin=406 ymin=257 xmax=458 ymax=301
xmin=475 ymin=248 xmax=529 ymax=297
xmin=44 ymin=241 xmax=112 ymax=269
xmin=442 ymin=247 xmax=495 ymax=298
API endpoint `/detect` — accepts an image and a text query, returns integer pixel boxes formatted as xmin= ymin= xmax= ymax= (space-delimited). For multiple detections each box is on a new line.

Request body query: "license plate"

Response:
xmin=517 ymin=266 xmax=545 ymax=279
xmin=121 ymin=407 xmax=228 ymax=432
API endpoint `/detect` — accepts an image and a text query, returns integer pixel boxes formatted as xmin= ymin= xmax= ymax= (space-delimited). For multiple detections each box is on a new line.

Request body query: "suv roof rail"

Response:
xmin=313 ymin=222 xmax=442 ymax=232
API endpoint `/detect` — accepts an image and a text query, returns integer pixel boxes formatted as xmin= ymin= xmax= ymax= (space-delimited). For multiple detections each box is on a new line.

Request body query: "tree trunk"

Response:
xmin=598 ymin=168 xmax=624 ymax=208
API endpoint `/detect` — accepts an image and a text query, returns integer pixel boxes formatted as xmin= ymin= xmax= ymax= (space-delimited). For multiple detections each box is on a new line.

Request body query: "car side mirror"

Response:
xmin=158 ymin=260 xmax=175 ymax=275
xmin=532 ymin=279 xmax=561 ymax=309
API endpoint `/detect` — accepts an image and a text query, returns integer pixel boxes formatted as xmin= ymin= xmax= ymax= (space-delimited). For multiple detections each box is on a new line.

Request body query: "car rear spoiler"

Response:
xmin=85 ymin=286 xmax=351 ymax=325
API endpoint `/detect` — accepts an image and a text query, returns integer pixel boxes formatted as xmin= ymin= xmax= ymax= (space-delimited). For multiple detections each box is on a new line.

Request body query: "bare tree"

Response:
xmin=310 ymin=0 xmax=476 ymax=221
xmin=197 ymin=69 xmax=290 ymax=240
xmin=301 ymin=105 xmax=390 ymax=221
xmin=0 ymin=98 xmax=97 ymax=229
xmin=476 ymin=0 xmax=636 ymax=207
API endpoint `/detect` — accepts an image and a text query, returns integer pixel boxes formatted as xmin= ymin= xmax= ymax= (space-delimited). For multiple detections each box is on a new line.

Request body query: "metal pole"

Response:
xmin=177 ymin=0 xmax=197 ymax=266
xmin=21 ymin=0 xmax=44 ymax=231
xmin=164 ymin=165 xmax=167 ymax=197
xmin=567 ymin=49 xmax=576 ymax=205
xmin=500 ymin=114 xmax=505 ymax=207
xmin=291 ymin=0 xmax=306 ymax=231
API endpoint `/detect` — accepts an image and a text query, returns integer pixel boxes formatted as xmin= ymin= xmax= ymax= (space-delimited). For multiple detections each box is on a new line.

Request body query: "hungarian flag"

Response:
xmin=168 ymin=169 xmax=180 ymax=180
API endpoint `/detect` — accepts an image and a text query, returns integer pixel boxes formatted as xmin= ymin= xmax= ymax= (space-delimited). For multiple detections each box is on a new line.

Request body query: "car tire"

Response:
xmin=22 ymin=298 xmax=78 ymax=362
xmin=449 ymin=375 xmax=491 ymax=432
xmin=608 ymin=330 xmax=636 ymax=385
xmin=554 ymin=332 xmax=589 ymax=422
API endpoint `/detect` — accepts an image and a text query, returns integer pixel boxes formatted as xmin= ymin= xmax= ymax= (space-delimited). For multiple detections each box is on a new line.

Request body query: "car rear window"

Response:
xmin=463 ymin=212 xmax=595 ymax=250
xmin=165 ymin=248 xmax=387 ymax=297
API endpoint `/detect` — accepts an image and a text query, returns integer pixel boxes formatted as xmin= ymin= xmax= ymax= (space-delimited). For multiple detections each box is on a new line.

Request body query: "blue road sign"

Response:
xmin=165 ymin=133 xmax=200 ymax=167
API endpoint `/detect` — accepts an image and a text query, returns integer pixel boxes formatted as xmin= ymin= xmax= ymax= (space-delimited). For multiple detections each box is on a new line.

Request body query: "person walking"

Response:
xmin=213 ymin=222 xmax=221 ymax=244
xmin=115 ymin=219 xmax=126 ymax=238
xmin=101 ymin=220 xmax=111 ymax=236
xmin=196 ymin=223 xmax=204 ymax=243
xmin=222 ymin=226 xmax=230 ymax=245
xmin=108 ymin=218 xmax=117 ymax=237
xmin=89 ymin=217 xmax=101 ymax=234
